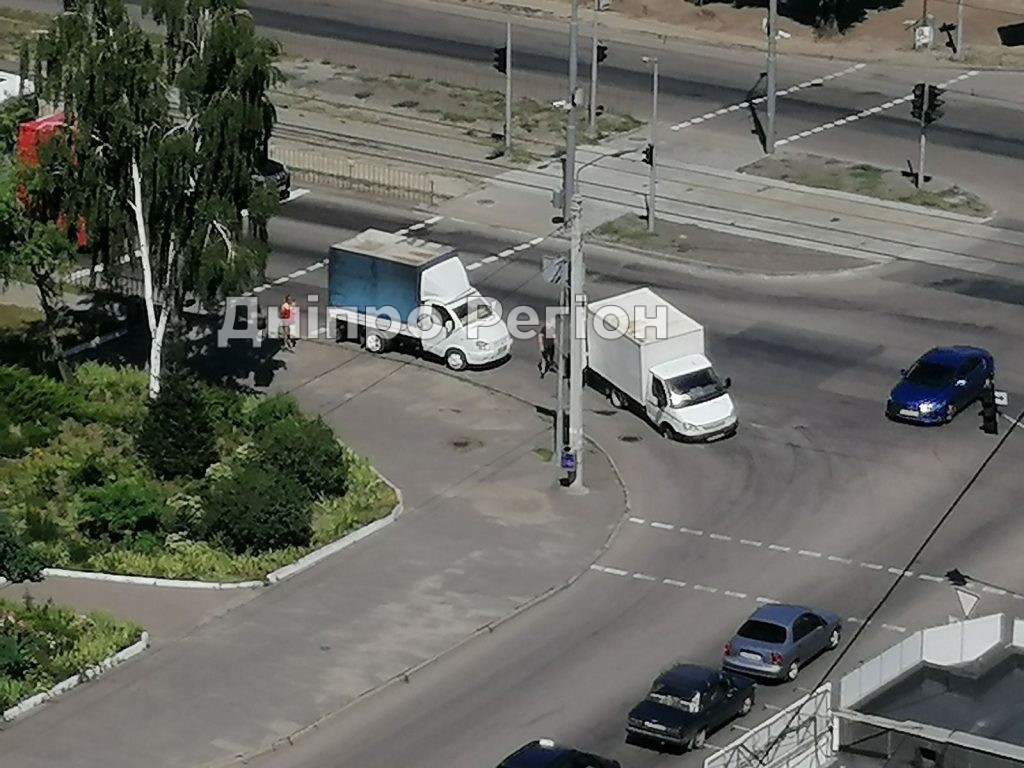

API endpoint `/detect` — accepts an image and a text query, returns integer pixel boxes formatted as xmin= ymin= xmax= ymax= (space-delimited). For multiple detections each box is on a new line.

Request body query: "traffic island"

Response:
xmin=739 ymin=153 xmax=993 ymax=218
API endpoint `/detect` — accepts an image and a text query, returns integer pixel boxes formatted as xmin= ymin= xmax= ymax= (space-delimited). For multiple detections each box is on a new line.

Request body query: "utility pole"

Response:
xmin=554 ymin=305 xmax=566 ymax=463
xmin=589 ymin=4 xmax=598 ymax=130
xmin=955 ymin=0 xmax=965 ymax=61
xmin=918 ymin=81 xmax=930 ymax=189
xmin=643 ymin=56 xmax=658 ymax=232
xmin=766 ymin=0 xmax=778 ymax=153
xmin=564 ymin=0 xmax=580 ymax=223
xmin=567 ymin=191 xmax=587 ymax=493
xmin=505 ymin=21 xmax=512 ymax=150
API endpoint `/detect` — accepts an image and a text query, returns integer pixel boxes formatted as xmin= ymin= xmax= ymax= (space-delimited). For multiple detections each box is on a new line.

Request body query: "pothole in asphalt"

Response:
xmin=477 ymin=198 xmax=495 ymax=207
xmin=451 ymin=437 xmax=484 ymax=451
xmin=618 ymin=435 xmax=642 ymax=443
xmin=592 ymin=409 xmax=617 ymax=416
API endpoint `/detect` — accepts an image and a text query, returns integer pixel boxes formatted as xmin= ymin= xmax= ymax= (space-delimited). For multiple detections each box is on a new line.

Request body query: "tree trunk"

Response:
xmin=148 ymin=306 xmax=168 ymax=399
xmin=29 ymin=265 xmax=71 ymax=381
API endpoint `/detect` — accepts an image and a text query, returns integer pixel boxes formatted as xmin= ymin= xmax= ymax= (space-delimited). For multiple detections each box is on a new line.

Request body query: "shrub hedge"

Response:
xmin=0 ymin=363 xmax=396 ymax=581
xmin=0 ymin=595 xmax=141 ymax=711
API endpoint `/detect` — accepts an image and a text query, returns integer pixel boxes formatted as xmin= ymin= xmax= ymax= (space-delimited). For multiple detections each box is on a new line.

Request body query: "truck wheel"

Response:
xmin=609 ymin=388 xmax=626 ymax=409
xmin=365 ymin=332 xmax=386 ymax=353
xmin=661 ymin=424 xmax=678 ymax=441
xmin=445 ymin=349 xmax=468 ymax=371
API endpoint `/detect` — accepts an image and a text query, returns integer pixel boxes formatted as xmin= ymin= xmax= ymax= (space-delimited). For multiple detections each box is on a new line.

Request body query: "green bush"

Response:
xmin=202 ymin=464 xmax=313 ymax=554
xmin=255 ymin=416 xmax=348 ymax=498
xmin=77 ymin=477 xmax=164 ymax=544
xmin=86 ymin=537 xmax=302 ymax=581
xmin=0 ymin=365 xmax=84 ymax=425
xmin=0 ymin=596 xmax=141 ymax=710
xmin=69 ymin=364 xmax=148 ymax=428
xmin=250 ymin=393 xmax=301 ymax=436
xmin=0 ymin=512 xmax=44 ymax=583
xmin=136 ymin=367 xmax=219 ymax=480
xmin=310 ymin=452 xmax=395 ymax=545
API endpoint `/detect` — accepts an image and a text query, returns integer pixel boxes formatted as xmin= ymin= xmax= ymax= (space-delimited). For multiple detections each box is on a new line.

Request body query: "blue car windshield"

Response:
xmin=906 ymin=361 xmax=955 ymax=388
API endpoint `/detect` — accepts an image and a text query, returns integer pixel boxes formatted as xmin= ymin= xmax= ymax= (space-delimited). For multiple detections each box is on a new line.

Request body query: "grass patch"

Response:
xmin=0 ymin=301 xmax=126 ymax=373
xmin=0 ymin=364 xmax=397 ymax=582
xmin=0 ymin=595 xmax=142 ymax=711
xmin=533 ymin=447 xmax=553 ymax=462
xmin=0 ymin=8 xmax=54 ymax=59
xmin=593 ymin=214 xmax=701 ymax=260
xmin=740 ymin=154 xmax=992 ymax=217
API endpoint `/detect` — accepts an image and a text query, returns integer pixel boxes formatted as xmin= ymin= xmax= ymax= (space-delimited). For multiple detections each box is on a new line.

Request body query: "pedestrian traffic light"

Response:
xmin=926 ymin=85 xmax=945 ymax=123
xmin=596 ymin=43 xmax=608 ymax=64
xmin=911 ymin=83 xmax=925 ymax=121
xmin=642 ymin=143 xmax=653 ymax=165
xmin=981 ymin=382 xmax=998 ymax=434
xmin=493 ymin=46 xmax=507 ymax=74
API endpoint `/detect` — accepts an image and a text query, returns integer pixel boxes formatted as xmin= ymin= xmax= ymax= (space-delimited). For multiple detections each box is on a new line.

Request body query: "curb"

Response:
xmin=3 ymin=468 xmax=404 ymax=592
xmin=200 ymin=363 xmax=633 ymax=768
xmin=694 ymin=163 xmax=995 ymax=225
xmin=63 ymin=327 xmax=130 ymax=359
xmin=2 ymin=631 xmax=150 ymax=723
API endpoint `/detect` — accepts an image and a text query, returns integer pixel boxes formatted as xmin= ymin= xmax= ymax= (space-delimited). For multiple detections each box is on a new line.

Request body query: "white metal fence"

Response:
xmin=270 ymin=146 xmax=438 ymax=205
xmin=704 ymin=684 xmax=834 ymax=768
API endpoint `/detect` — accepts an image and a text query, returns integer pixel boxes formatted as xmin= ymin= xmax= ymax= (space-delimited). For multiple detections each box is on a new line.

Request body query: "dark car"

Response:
xmin=886 ymin=346 xmax=994 ymax=425
xmin=252 ymin=157 xmax=291 ymax=200
xmin=625 ymin=664 xmax=755 ymax=751
xmin=722 ymin=604 xmax=842 ymax=682
xmin=497 ymin=739 xmax=620 ymax=768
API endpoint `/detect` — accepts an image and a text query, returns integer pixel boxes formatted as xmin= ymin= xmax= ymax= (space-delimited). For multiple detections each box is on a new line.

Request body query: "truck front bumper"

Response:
xmin=464 ymin=341 xmax=512 ymax=366
xmin=679 ymin=417 xmax=738 ymax=442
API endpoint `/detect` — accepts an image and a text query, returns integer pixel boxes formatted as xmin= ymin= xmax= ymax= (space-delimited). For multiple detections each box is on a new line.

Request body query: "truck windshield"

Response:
xmin=452 ymin=299 xmax=494 ymax=325
xmin=665 ymin=369 xmax=724 ymax=406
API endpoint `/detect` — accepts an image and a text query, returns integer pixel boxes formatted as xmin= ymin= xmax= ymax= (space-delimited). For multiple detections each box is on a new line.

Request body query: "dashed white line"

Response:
xmin=628 ymin=517 xmax=646 ymax=524
xmin=694 ymin=584 xmax=718 ymax=594
xmin=512 ymin=243 xmax=531 ymax=252
xmin=670 ymin=64 xmax=866 ymax=131
xmin=289 ymin=269 xmax=307 ymax=279
xmin=881 ymin=623 xmax=907 ymax=633
xmin=828 ymin=556 xmax=853 ymax=565
xmin=633 ymin=572 xmax=657 ymax=581
xmin=664 ymin=578 xmax=688 ymax=588
xmin=252 ymin=285 xmax=267 ymax=294
xmin=756 ymin=596 xmax=780 ymax=604
xmin=774 ymin=70 xmax=980 ymax=147
xmin=591 ymin=565 xmax=628 ymax=576
xmin=423 ymin=215 xmax=443 ymax=225
xmin=466 ymin=263 xmax=482 ymax=271
xmin=888 ymin=568 xmax=913 ymax=577
xmin=918 ymin=574 xmax=945 ymax=583
xmin=497 ymin=248 xmax=515 ymax=258
xmin=725 ymin=590 xmax=748 ymax=599
xmin=769 ymin=544 xmax=791 ymax=553
xmin=527 ymin=236 xmax=546 ymax=246
xmin=273 ymin=276 xmax=290 ymax=285
xmin=651 ymin=522 xmax=675 ymax=530
xmin=860 ymin=562 xmax=884 ymax=571
xmin=679 ymin=527 xmax=704 ymax=536
xmin=709 ymin=533 xmax=732 ymax=542
xmin=982 ymin=585 xmax=1007 ymax=596
xmin=481 ymin=255 xmax=499 ymax=264
xmin=798 ymin=550 xmax=823 ymax=558
xmin=740 ymin=539 xmax=763 ymax=547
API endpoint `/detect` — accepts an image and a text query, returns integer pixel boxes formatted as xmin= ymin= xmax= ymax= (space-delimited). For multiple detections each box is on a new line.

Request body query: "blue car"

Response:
xmin=886 ymin=346 xmax=994 ymax=425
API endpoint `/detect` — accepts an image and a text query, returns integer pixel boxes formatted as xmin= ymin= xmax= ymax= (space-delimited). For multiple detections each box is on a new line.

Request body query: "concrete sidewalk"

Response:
xmin=3 ymin=343 xmax=625 ymax=768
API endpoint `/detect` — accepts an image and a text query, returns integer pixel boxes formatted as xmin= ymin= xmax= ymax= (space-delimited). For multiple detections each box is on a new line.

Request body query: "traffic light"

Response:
xmin=642 ymin=143 xmax=653 ymax=165
xmin=926 ymin=85 xmax=945 ymax=123
xmin=981 ymin=381 xmax=998 ymax=434
xmin=596 ymin=43 xmax=608 ymax=64
xmin=493 ymin=46 xmax=507 ymax=74
xmin=911 ymin=83 xmax=925 ymax=121
xmin=594 ymin=104 xmax=605 ymax=118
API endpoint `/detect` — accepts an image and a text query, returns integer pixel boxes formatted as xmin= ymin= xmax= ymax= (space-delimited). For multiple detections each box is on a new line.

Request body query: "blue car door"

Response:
xmin=959 ymin=356 xmax=985 ymax=405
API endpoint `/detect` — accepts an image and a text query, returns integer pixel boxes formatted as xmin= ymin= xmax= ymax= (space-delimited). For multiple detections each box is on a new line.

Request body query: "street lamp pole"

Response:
xmin=643 ymin=56 xmax=659 ymax=232
xmin=564 ymin=0 xmax=580 ymax=223
xmin=766 ymin=0 xmax=778 ymax=153
xmin=567 ymin=190 xmax=586 ymax=493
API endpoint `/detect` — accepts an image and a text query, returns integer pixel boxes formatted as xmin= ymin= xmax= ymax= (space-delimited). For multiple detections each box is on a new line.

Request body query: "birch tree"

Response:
xmin=28 ymin=0 xmax=279 ymax=398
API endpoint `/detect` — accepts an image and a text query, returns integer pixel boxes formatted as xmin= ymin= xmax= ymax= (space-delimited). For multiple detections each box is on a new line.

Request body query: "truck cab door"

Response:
xmin=419 ymin=304 xmax=454 ymax=356
xmin=645 ymin=375 xmax=669 ymax=425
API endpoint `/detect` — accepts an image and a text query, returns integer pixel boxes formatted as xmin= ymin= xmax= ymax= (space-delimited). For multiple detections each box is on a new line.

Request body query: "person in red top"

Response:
xmin=280 ymin=295 xmax=298 ymax=352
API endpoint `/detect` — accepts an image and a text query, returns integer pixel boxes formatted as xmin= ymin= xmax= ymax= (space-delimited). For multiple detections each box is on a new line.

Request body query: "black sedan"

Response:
xmin=626 ymin=664 xmax=755 ymax=751
xmin=497 ymin=739 xmax=620 ymax=768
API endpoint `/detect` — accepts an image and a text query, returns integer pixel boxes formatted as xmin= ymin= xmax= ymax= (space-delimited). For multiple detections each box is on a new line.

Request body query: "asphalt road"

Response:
xmin=241 ymin=190 xmax=1024 ymax=768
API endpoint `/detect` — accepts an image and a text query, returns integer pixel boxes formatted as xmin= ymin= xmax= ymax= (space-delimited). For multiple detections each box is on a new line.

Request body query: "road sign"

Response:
xmin=995 ymin=390 xmax=1008 ymax=406
xmin=914 ymin=24 xmax=933 ymax=49
xmin=560 ymin=450 xmax=577 ymax=471
xmin=954 ymin=586 xmax=980 ymax=618
xmin=543 ymin=255 xmax=567 ymax=284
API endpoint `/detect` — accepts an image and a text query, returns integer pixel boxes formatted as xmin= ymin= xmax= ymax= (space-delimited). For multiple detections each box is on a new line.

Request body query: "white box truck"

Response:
xmin=328 ymin=229 xmax=512 ymax=370
xmin=586 ymin=287 xmax=737 ymax=441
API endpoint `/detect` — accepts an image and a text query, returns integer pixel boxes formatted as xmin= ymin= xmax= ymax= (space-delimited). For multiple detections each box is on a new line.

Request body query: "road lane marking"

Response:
xmin=694 ymin=584 xmax=718 ymax=593
xmin=799 ymin=550 xmax=823 ymax=558
xmin=481 ymin=255 xmax=499 ymax=264
xmin=679 ymin=527 xmax=704 ymax=536
xmin=664 ymin=578 xmax=688 ymax=587
xmin=860 ymin=562 xmax=884 ymax=571
xmin=888 ymin=568 xmax=913 ymax=577
xmin=828 ymin=556 xmax=852 ymax=564
xmin=725 ymin=590 xmax=748 ymax=599
xmin=769 ymin=544 xmax=791 ymax=552
xmin=709 ymin=533 xmax=733 ymax=541
xmin=670 ymin=63 xmax=867 ymax=131
xmin=775 ymin=70 xmax=980 ymax=147
xmin=881 ymin=623 xmax=907 ymax=633
xmin=918 ymin=574 xmax=945 ymax=583
xmin=590 ymin=565 xmax=628 ymax=576
xmin=651 ymin=521 xmax=675 ymax=530
xmin=740 ymin=539 xmax=763 ymax=547
xmin=982 ymin=585 xmax=1006 ymax=595
xmin=633 ymin=572 xmax=657 ymax=581
xmin=628 ymin=517 xmax=646 ymax=524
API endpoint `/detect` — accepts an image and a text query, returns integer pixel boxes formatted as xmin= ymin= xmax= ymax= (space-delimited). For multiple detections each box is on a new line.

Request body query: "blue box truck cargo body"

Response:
xmin=328 ymin=230 xmax=459 ymax=322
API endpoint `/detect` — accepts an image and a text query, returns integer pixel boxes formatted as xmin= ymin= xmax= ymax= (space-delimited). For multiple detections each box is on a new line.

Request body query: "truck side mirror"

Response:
xmin=724 ymin=377 xmax=732 ymax=389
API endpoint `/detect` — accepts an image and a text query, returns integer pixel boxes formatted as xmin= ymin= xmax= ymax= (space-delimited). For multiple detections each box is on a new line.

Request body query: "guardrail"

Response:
xmin=270 ymin=146 xmax=438 ymax=205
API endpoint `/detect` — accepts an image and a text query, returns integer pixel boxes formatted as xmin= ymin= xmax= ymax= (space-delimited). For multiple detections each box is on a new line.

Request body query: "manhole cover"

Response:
xmin=477 ymin=198 xmax=495 ymax=207
xmin=618 ymin=435 xmax=642 ymax=443
xmin=450 ymin=437 xmax=484 ymax=450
